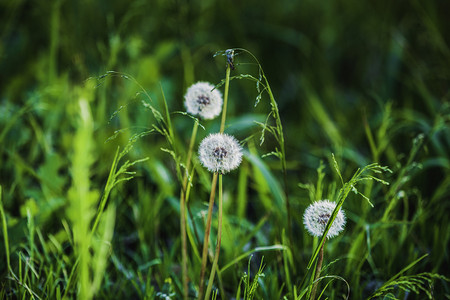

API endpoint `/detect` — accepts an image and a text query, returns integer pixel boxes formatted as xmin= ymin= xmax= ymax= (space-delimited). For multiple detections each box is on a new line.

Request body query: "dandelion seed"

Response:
xmin=303 ymin=200 xmax=346 ymax=239
xmin=199 ymin=133 xmax=242 ymax=174
xmin=184 ymin=82 xmax=223 ymax=120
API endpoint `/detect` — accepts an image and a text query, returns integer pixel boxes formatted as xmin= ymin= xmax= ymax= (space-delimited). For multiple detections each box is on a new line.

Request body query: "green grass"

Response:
xmin=1 ymin=0 xmax=450 ymax=299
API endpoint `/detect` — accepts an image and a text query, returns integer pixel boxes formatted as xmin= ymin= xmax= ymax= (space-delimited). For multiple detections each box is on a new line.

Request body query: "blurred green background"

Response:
xmin=1 ymin=0 xmax=449 ymax=299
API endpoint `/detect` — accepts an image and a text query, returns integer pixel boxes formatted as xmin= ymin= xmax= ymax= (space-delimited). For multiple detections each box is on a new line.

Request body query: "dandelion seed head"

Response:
xmin=213 ymin=147 xmax=228 ymax=159
xmin=303 ymin=200 xmax=346 ymax=239
xmin=199 ymin=133 xmax=242 ymax=174
xmin=184 ymin=82 xmax=223 ymax=120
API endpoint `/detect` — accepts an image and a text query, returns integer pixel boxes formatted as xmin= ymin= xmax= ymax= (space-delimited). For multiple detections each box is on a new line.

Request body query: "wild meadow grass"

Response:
xmin=1 ymin=1 xmax=450 ymax=299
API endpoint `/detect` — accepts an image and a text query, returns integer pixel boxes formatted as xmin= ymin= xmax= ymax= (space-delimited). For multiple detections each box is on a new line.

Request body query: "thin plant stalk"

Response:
xmin=0 ymin=186 xmax=11 ymax=274
xmin=180 ymin=120 xmax=199 ymax=300
xmin=183 ymin=121 xmax=200 ymax=190
xmin=219 ymin=64 xmax=231 ymax=134
xmin=198 ymin=172 xmax=219 ymax=299
xmin=227 ymin=48 xmax=292 ymax=245
xmin=180 ymin=182 xmax=188 ymax=300
xmin=264 ymin=74 xmax=292 ymax=246
xmin=198 ymin=62 xmax=232 ymax=298
xmin=310 ymin=241 xmax=325 ymax=300
xmin=204 ymin=174 xmax=223 ymax=300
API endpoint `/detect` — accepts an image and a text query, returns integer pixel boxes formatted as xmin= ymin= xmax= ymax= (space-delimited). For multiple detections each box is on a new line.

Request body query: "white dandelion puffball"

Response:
xmin=303 ymin=200 xmax=346 ymax=239
xmin=184 ymin=82 xmax=223 ymax=120
xmin=199 ymin=133 xmax=243 ymax=174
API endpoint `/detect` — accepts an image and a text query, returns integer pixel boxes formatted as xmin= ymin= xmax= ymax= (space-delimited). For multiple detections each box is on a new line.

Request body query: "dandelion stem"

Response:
xmin=198 ymin=172 xmax=219 ymax=300
xmin=204 ymin=174 xmax=223 ymax=300
xmin=180 ymin=120 xmax=199 ymax=300
xmin=219 ymin=64 xmax=231 ymax=134
xmin=310 ymin=241 xmax=325 ymax=300
xmin=198 ymin=53 xmax=231 ymax=299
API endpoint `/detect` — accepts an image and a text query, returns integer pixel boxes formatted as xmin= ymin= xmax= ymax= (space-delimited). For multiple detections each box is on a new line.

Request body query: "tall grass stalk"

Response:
xmin=263 ymin=80 xmax=291 ymax=243
xmin=0 ymin=186 xmax=11 ymax=274
xmin=180 ymin=120 xmax=199 ymax=300
xmin=185 ymin=167 xmax=202 ymax=263
xmin=216 ymin=48 xmax=292 ymax=244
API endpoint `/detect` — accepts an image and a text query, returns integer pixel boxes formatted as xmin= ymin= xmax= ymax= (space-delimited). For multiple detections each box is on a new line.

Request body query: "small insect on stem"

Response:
xmin=225 ymin=49 xmax=235 ymax=70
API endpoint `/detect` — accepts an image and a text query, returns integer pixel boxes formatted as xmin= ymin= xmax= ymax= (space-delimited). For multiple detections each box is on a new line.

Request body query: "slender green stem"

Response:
xmin=187 ymin=198 xmax=201 ymax=252
xmin=204 ymin=174 xmax=223 ymax=300
xmin=241 ymin=48 xmax=291 ymax=245
xmin=0 ymin=186 xmax=11 ymax=273
xmin=184 ymin=121 xmax=199 ymax=190
xmin=91 ymin=147 xmax=120 ymax=235
xmin=310 ymin=241 xmax=325 ymax=300
xmin=198 ymin=172 xmax=219 ymax=300
xmin=180 ymin=121 xmax=199 ymax=300
xmin=217 ymin=270 xmax=226 ymax=300
xmin=266 ymin=84 xmax=292 ymax=245
xmin=185 ymin=168 xmax=202 ymax=263
xmin=219 ymin=65 xmax=231 ymax=134
xmin=180 ymin=190 xmax=188 ymax=300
